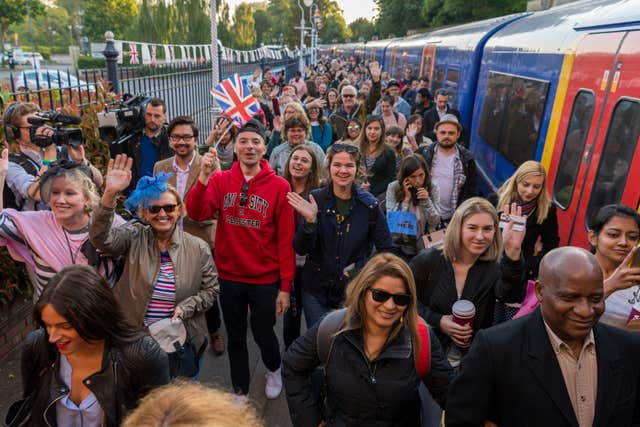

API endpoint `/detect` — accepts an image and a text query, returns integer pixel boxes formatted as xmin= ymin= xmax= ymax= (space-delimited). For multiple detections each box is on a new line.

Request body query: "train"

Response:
xmin=318 ymin=0 xmax=640 ymax=248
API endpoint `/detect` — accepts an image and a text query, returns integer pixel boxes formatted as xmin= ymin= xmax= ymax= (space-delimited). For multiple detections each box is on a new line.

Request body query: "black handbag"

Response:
xmin=4 ymin=394 xmax=33 ymax=427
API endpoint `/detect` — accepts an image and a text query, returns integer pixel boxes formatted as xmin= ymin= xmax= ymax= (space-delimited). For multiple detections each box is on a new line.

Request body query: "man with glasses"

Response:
xmin=186 ymin=118 xmax=294 ymax=402
xmin=329 ymin=61 xmax=382 ymax=142
xmin=153 ymin=116 xmax=226 ymax=355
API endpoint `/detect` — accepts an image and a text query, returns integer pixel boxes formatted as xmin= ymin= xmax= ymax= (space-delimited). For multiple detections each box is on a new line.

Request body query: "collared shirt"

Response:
xmin=437 ymin=107 xmax=447 ymax=120
xmin=544 ymin=321 xmax=598 ymax=427
xmin=57 ymin=355 xmax=103 ymax=427
xmin=172 ymin=152 xmax=196 ymax=200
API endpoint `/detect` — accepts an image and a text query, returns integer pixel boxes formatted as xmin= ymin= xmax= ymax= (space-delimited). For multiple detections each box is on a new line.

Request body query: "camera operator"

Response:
xmin=2 ymin=102 xmax=102 ymax=211
xmin=125 ymin=97 xmax=173 ymax=188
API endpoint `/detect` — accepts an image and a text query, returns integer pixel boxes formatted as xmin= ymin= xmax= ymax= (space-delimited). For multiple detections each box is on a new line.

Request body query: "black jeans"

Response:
xmin=219 ymin=278 xmax=281 ymax=395
xmin=283 ymin=267 xmax=304 ymax=349
xmin=205 ymin=300 xmax=222 ymax=333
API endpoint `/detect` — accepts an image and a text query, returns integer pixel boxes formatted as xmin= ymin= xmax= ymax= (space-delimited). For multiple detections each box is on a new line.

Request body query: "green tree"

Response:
xmin=216 ymin=0 xmax=233 ymax=47
xmin=83 ymin=0 xmax=138 ymax=41
xmin=0 ymin=0 xmax=45 ymax=49
xmin=422 ymin=0 xmax=527 ymax=28
xmin=9 ymin=5 xmax=70 ymax=52
xmin=375 ymin=0 xmax=425 ymax=37
xmin=230 ymin=3 xmax=255 ymax=49
xmin=348 ymin=18 xmax=376 ymax=41
xmin=254 ymin=9 xmax=271 ymax=46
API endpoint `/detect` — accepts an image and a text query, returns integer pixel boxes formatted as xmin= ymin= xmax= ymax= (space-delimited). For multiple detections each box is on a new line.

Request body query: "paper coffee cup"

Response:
xmin=452 ymin=299 xmax=476 ymax=348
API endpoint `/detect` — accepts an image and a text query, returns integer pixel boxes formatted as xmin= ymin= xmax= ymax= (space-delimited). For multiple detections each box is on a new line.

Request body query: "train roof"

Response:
xmin=385 ymin=13 xmax=529 ymax=52
xmin=573 ymin=0 xmax=640 ymax=31
xmin=486 ymin=0 xmax=633 ymax=53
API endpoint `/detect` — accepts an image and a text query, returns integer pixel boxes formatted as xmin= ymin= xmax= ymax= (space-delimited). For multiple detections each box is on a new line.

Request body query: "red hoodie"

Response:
xmin=186 ymin=160 xmax=294 ymax=292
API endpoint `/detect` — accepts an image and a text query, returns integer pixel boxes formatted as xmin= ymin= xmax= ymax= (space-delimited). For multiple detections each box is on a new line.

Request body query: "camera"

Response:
xmin=27 ymin=111 xmax=83 ymax=148
xmin=99 ymin=94 xmax=151 ymax=146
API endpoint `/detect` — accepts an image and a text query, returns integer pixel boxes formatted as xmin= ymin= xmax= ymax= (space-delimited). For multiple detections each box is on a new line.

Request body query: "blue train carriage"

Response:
xmin=469 ymin=0 xmax=618 ymax=194
xmin=383 ymin=34 xmax=430 ymax=82
xmin=364 ymin=38 xmax=393 ymax=67
xmin=421 ymin=13 xmax=530 ymax=143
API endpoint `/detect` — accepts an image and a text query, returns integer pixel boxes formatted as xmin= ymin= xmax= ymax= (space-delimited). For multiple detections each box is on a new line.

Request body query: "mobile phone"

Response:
xmin=630 ymin=246 xmax=640 ymax=268
xmin=499 ymin=213 xmax=526 ymax=232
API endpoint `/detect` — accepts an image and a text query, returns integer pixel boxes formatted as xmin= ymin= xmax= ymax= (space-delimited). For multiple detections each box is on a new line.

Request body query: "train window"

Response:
xmin=433 ymin=67 xmax=444 ymax=91
xmin=585 ymin=99 xmax=640 ymax=228
xmin=553 ymin=91 xmax=596 ymax=209
xmin=444 ymin=68 xmax=460 ymax=109
xmin=478 ymin=71 xmax=550 ymax=167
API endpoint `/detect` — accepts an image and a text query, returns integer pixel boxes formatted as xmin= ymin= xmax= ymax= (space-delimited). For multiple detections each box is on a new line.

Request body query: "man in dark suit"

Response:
xmin=423 ymin=88 xmax=462 ymax=142
xmin=446 ymin=246 xmax=640 ymax=427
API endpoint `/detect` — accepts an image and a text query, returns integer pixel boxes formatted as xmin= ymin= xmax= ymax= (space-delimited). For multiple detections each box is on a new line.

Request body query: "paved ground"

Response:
xmin=0 ymin=314 xmax=294 ymax=426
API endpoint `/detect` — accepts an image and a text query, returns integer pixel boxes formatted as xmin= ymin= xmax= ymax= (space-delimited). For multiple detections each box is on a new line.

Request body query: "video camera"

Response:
xmin=98 ymin=94 xmax=151 ymax=146
xmin=27 ymin=111 xmax=83 ymax=148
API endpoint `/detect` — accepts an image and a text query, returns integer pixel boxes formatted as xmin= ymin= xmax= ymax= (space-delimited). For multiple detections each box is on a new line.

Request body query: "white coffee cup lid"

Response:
xmin=452 ymin=299 xmax=476 ymax=316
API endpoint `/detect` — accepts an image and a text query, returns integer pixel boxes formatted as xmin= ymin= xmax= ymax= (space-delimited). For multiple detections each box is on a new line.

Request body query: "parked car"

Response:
xmin=13 ymin=69 xmax=97 ymax=92
xmin=14 ymin=52 xmax=44 ymax=66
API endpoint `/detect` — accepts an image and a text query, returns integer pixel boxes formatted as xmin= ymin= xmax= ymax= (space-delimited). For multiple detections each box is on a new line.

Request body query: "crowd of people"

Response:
xmin=1 ymin=54 xmax=640 ymax=427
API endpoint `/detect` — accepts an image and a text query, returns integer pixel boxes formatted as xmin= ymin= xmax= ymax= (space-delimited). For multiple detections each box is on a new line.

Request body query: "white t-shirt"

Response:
xmin=600 ymin=285 xmax=640 ymax=331
xmin=431 ymin=149 xmax=456 ymax=220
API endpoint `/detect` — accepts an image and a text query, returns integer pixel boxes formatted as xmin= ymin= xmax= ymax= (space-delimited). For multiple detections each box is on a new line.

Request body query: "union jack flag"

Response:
xmin=129 ymin=43 xmax=139 ymax=65
xmin=210 ymin=74 xmax=260 ymax=127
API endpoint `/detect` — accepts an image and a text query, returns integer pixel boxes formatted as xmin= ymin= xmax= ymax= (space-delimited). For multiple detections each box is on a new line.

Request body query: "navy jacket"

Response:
xmin=294 ymin=185 xmax=393 ymax=308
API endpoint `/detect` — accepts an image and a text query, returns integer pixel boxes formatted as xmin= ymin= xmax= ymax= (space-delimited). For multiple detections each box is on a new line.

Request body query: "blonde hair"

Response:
xmin=443 ymin=197 xmax=502 ymax=262
xmin=122 ymin=380 xmax=263 ymax=427
xmin=496 ymin=160 xmax=550 ymax=224
xmin=341 ymin=253 xmax=421 ymax=358
xmin=138 ymin=186 xmax=187 ymax=220
xmin=40 ymin=169 xmax=100 ymax=213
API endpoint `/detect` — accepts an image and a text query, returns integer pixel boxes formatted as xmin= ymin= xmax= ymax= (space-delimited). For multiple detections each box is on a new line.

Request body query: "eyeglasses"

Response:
xmin=239 ymin=181 xmax=249 ymax=207
xmin=169 ymin=134 xmax=195 ymax=142
xmin=341 ymin=93 xmax=356 ymax=98
xmin=368 ymin=288 xmax=411 ymax=307
xmin=347 ymin=125 xmax=361 ymax=131
xmin=148 ymin=204 xmax=178 ymax=214
xmin=331 ymin=143 xmax=359 ymax=154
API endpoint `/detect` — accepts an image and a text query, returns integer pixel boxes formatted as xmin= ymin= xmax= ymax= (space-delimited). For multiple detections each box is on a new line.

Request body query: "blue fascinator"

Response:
xmin=124 ymin=171 xmax=173 ymax=212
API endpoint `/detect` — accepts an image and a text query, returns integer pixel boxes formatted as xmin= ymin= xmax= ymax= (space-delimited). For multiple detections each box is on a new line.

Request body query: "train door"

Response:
xmin=389 ymin=47 xmax=398 ymax=79
xmin=548 ymin=31 xmax=639 ymax=247
xmin=419 ymin=45 xmax=435 ymax=81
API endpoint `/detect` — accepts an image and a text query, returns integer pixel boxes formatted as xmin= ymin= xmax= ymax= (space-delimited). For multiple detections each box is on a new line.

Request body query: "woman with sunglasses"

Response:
xmin=0 ymin=150 xmax=125 ymax=300
xmin=282 ymin=145 xmax=322 ymax=349
xmin=305 ymin=98 xmax=333 ymax=152
xmin=90 ymin=154 xmax=219 ymax=378
xmin=359 ymin=115 xmax=397 ymax=198
xmin=283 ymin=253 xmax=453 ymax=427
xmin=409 ymin=198 xmax=525 ymax=366
xmin=18 ymin=265 xmax=169 ymax=427
xmin=338 ymin=118 xmax=362 ymax=147
xmin=288 ymin=144 xmax=393 ymax=328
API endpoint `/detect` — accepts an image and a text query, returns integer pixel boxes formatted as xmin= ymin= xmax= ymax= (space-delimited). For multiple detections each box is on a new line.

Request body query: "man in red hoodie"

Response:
xmin=186 ymin=118 xmax=294 ymax=401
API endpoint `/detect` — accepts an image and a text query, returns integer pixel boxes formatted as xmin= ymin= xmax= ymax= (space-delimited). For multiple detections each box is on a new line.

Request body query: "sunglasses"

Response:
xmin=369 ymin=288 xmax=411 ymax=307
xmin=342 ymin=93 xmax=356 ymax=98
xmin=239 ymin=181 xmax=249 ymax=207
xmin=347 ymin=125 xmax=361 ymax=131
xmin=331 ymin=143 xmax=359 ymax=154
xmin=148 ymin=204 xmax=178 ymax=214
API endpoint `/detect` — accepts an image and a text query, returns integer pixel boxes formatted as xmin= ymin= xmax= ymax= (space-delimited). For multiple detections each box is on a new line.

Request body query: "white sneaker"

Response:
xmin=265 ymin=367 xmax=283 ymax=399
xmin=231 ymin=394 xmax=249 ymax=406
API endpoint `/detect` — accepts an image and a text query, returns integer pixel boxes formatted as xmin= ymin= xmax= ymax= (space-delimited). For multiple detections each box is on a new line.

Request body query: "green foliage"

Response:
xmin=0 ymin=0 xmax=45 ymax=48
xmin=230 ymin=3 xmax=256 ymax=49
xmin=77 ymin=55 xmax=105 ymax=69
xmin=375 ymin=0 xmax=425 ymax=37
xmin=253 ymin=9 xmax=271 ymax=47
xmin=349 ymin=18 xmax=376 ymax=42
xmin=83 ymin=0 xmax=138 ymax=42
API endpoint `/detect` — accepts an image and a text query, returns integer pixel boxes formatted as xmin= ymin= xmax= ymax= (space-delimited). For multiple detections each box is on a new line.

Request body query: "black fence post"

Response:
xmin=103 ymin=31 xmax=120 ymax=94
xmin=217 ymin=47 xmax=223 ymax=81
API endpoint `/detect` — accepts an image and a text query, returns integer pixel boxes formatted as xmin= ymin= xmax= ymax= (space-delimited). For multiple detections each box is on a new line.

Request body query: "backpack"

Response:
xmin=2 ymin=153 xmax=39 ymax=210
xmin=316 ymin=308 xmax=431 ymax=378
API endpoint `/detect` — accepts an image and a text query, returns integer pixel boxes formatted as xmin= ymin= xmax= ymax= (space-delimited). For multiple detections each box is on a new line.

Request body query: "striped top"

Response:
xmin=144 ymin=251 xmax=177 ymax=326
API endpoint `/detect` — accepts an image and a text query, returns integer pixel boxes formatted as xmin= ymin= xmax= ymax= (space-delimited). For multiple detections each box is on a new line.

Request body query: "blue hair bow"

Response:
xmin=124 ymin=171 xmax=173 ymax=212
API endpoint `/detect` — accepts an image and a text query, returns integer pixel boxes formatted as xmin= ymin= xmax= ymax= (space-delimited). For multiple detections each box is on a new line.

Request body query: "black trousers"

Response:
xmin=219 ymin=278 xmax=281 ymax=395
xmin=205 ymin=299 xmax=222 ymax=332
xmin=283 ymin=267 xmax=304 ymax=349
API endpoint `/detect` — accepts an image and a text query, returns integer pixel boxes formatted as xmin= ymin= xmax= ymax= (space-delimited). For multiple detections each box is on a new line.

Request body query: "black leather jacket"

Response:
xmin=283 ymin=321 xmax=453 ymax=427
xmin=21 ymin=329 xmax=169 ymax=427
xmin=125 ymin=126 xmax=173 ymax=190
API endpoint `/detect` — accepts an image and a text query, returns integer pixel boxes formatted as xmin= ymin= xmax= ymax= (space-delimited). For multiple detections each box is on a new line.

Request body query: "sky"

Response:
xmin=225 ymin=0 xmax=378 ymax=24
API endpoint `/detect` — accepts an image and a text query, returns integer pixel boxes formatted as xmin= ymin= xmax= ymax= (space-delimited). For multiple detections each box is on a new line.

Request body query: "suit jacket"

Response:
xmin=153 ymin=153 xmax=216 ymax=249
xmin=446 ymin=309 xmax=640 ymax=427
